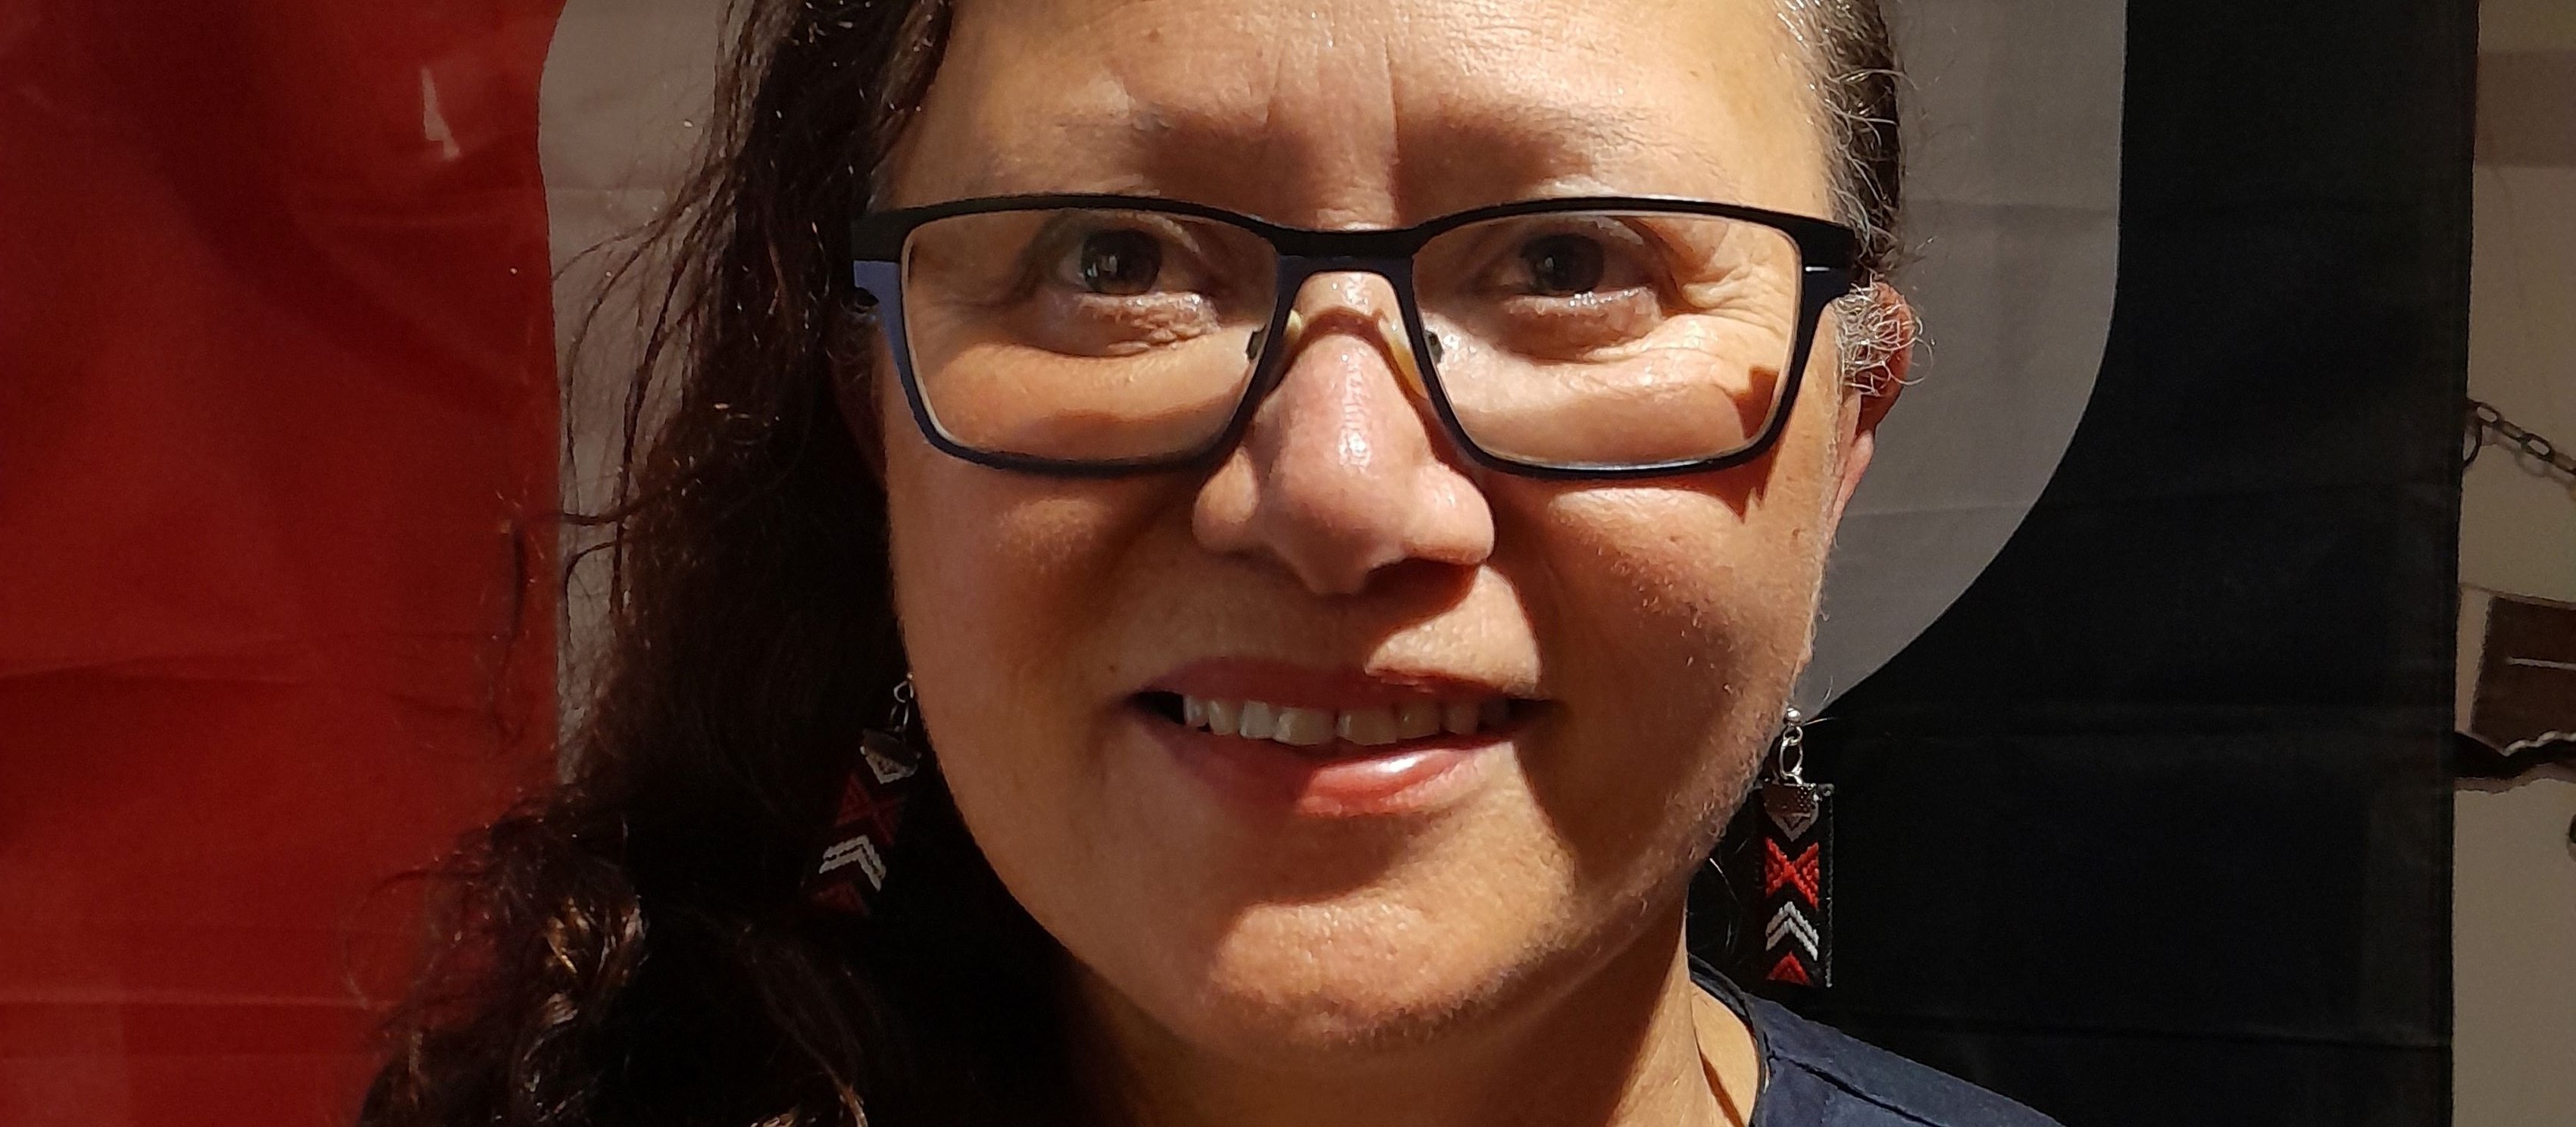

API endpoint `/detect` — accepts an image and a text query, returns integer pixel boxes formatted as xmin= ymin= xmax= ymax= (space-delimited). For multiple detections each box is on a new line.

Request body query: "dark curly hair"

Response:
xmin=358 ymin=2 xmax=1903 ymax=1124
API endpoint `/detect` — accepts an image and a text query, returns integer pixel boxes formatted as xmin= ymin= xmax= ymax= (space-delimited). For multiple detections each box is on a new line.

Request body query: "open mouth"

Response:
xmin=1135 ymin=691 xmax=1527 ymax=756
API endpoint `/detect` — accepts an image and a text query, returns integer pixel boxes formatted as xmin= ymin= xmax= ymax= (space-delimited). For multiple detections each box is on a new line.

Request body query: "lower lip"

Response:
xmin=1136 ymin=709 xmax=1500 ymax=817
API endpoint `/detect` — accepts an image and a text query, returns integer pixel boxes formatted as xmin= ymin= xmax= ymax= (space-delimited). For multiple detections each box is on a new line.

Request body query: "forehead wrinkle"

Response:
xmin=1390 ymin=101 xmax=1686 ymax=214
xmin=906 ymin=0 xmax=1808 ymax=215
xmin=937 ymin=88 xmax=1696 ymax=222
xmin=1381 ymin=0 xmax=1780 ymax=208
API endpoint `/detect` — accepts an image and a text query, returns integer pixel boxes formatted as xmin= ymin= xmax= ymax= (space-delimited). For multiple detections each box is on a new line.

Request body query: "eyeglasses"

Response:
xmin=849 ymin=195 xmax=1856 ymax=480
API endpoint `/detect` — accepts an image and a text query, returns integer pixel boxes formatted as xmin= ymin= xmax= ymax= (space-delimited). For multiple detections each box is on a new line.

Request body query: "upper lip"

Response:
xmin=1142 ymin=657 xmax=1532 ymax=710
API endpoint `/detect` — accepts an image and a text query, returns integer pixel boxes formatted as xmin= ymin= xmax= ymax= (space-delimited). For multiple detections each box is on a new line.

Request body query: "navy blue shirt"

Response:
xmin=1695 ymin=967 xmax=2063 ymax=1127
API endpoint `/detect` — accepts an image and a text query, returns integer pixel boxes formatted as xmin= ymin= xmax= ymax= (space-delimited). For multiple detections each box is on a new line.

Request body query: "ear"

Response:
xmin=1827 ymin=283 xmax=1918 ymax=532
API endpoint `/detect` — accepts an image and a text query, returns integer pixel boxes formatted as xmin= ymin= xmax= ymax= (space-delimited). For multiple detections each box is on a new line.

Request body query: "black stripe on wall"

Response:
xmin=1696 ymin=2 xmax=2474 ymax=1125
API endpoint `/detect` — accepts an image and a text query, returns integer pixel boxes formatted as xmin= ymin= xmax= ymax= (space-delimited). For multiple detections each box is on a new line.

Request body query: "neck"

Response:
xmin=1074 ymin=911 xmax=1758 ymax=1127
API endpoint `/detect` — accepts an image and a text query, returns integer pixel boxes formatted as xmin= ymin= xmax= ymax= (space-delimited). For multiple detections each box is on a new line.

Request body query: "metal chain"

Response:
xmin=2465 ymin=400 xmax=2576 ymax=479
xmin=1771 ymin=707 xmax=1807 ymax=784
xmin=887 ymin=674 xmax=918 ymax=734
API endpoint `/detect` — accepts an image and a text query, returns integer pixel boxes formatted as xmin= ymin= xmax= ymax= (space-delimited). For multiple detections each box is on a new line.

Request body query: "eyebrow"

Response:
xmin=929 ymin=96 xmax=1738 ymax=220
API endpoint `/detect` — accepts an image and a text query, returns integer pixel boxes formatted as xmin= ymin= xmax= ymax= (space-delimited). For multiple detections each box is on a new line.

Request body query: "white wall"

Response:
xmin=2455 ymin=2 xmax=2576 ymax=1123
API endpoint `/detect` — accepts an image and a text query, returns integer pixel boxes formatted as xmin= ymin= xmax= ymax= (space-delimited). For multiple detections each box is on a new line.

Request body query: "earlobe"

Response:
xmin=1827 ymin=285 xmax=1917 ymax=529
xmin=1846 ymin=283 xmax=1918 ymax=432
xmin=1828 ymin=426 xmax=1877 ymax=532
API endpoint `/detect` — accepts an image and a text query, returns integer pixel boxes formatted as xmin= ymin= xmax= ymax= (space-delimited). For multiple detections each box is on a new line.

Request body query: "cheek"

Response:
xmin=877 ymin=350 xmax=1136 ymax=707
xmin=1502 ymin=459 xmax=1834 ymax=886
xmin=1539 ymin=490 xmax=1825 ymax=676
xmin=877 ymin=392 xmax=1174 ymax=891
xmin=886 ymin=460 xmax=1119 ymax=701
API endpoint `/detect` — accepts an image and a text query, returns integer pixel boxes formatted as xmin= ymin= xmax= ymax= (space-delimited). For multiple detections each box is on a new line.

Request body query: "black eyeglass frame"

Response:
xmin=849 ymin=194 xmax=1859 ymax=481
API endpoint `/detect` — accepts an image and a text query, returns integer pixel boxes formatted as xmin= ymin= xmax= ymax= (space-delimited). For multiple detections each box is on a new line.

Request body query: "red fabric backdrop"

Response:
xmin=0 ymin=2 xmax=564 ymax=1122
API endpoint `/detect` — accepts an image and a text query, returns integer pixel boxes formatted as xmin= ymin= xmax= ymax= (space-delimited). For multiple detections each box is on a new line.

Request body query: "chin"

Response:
xmin=1102 ymin=891 xmax=1573 ymax=1069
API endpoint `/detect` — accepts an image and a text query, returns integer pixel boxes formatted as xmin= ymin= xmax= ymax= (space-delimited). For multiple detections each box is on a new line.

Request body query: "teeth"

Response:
xmin=1205 ymin=698 xmax=1240 ymax=736
xmin=1237 ymin=701 xmax=1278 ymax=740
xmin=1396 ymin=701 xmax=1442 ymax=740
xmin=1174 ymin=694 xmax=1516 ymax=751
xmin=1442 ymin=701 xmax=1480 ymax=735
xmin=1338 ymin=706 xmax=1401 ymax=746
xmin=1274 ymin=707 xmax=1335 ymax=746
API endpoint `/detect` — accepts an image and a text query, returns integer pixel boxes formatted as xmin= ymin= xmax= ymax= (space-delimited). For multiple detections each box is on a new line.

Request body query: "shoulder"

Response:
xmin=1697 ymin=971 xmax=2063 ymax=1127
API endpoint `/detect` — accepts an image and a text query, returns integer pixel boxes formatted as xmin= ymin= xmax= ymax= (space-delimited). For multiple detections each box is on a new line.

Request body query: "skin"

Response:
xmin=862 ymin=0 xmax=1912 ymax=1123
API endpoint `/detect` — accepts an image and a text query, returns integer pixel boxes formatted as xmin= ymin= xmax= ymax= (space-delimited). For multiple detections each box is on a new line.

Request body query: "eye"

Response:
xmin=1075 ymin=229 xmax=1164 ymax=295
xmin=1518 ymin=234 xmax=1608 ymax=296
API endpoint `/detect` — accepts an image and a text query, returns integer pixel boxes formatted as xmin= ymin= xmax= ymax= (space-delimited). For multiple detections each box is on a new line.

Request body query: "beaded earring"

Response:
xmin=807 ymin=676 xmax=925 ymax=917
xmin=1740 ymin=707 xmax=1834 ymax=988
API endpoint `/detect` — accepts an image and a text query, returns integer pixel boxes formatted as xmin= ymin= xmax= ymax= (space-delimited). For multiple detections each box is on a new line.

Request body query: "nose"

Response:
xmin=1192 ymin=272 xmax=1495 ymax=596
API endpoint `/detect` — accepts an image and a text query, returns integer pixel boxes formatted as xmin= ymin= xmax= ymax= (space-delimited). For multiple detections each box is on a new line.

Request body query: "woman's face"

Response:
xmin=876 ymin=0 xmax=1871 ymax=1060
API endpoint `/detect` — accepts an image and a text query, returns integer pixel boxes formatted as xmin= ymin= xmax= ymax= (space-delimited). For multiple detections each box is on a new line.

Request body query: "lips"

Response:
xmin=1131 ymin=658 xmax=1530 ymax=816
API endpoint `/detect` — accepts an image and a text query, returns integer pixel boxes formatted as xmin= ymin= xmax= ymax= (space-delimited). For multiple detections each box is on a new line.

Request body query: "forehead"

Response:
xmin=890 ymin=0 xmax=1832 ymax=224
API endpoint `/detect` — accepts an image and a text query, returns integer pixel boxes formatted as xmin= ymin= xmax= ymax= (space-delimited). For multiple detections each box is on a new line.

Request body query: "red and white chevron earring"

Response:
xmin=1749 ymin=707 xmax=1834 ymax=988
xmin=807 ymin=676 xmax=926 ymax=917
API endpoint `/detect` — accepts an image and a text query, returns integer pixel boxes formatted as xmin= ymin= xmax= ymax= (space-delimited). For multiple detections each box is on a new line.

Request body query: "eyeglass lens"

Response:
xmin=897 ymin=208 xmax=1807 ymax=471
